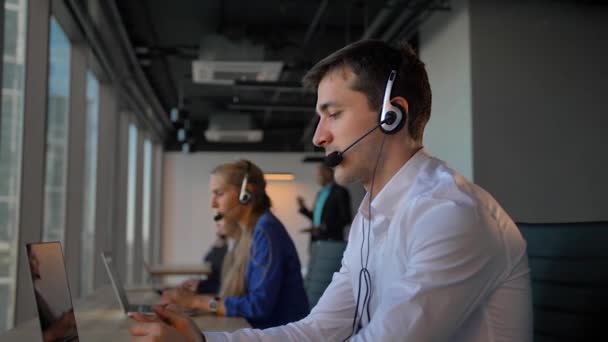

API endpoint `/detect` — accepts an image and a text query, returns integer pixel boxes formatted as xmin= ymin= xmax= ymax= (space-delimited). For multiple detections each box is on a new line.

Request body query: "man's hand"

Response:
xmin=296 ymin=196 xmax=306 ymax=209
xmin=130 ymin=305 xmax=204 ymax=342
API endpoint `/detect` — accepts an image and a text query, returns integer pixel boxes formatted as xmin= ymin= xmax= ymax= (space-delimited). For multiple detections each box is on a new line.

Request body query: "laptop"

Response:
xmin=26 ymin=242 xmax=80 ymax=342
xmin=101 ymin=252 xmax=154 ymax=315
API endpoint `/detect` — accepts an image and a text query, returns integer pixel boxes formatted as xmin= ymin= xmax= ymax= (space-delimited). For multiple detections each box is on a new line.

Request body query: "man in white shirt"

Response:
xmin=130 ymin=39 xmax=532 ymax=342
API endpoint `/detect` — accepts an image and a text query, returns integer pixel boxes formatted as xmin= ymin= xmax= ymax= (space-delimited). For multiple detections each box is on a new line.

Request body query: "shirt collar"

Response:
xmin=359 ymin=148 xmax=430 ymax=220
xmin=321 ymin=183 xmax=334 ymax=191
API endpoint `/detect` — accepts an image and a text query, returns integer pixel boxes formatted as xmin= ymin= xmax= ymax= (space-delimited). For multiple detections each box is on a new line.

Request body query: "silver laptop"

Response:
xmin=101 ymin=252 xmax=154 ymax=315
xmin=26 ymin=242 xmax=80 ymax=342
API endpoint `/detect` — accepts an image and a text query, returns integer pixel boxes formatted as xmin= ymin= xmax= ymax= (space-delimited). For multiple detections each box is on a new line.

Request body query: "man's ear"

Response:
xmin=391 ymin=96 xmax=409 ymax=115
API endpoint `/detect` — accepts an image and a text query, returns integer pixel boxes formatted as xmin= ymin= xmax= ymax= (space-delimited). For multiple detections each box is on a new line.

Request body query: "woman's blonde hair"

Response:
xmin=214 ymin=160 xmax=271 ymax=297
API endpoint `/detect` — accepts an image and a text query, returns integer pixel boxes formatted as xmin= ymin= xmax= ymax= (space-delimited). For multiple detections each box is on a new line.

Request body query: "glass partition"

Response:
xmin=42 ymin=17 xmax=71 ymax=243
xmin=0 ymin=0 xmax=27 ymax=332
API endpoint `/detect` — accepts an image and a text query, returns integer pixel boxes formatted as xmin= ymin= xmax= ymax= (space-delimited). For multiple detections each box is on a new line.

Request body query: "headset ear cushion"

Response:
xmin=393 ymin=103 xmax=407 ymax=134
xmin=393 ymin=102 xmax=407 ymax=122
xmin=380 ymin=103 xmax=406 ymax=134
xmin=239 ymin=191 xmax=251 ymax=204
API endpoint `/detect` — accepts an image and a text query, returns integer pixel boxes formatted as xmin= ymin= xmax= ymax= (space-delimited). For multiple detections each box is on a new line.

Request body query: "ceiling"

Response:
xmin=115 ymin=0 xmax=448 ymax=152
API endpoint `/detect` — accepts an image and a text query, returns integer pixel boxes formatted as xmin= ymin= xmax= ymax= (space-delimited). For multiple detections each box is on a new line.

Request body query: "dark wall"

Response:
xmin=470 ymin=0 xmax=608 ymax=222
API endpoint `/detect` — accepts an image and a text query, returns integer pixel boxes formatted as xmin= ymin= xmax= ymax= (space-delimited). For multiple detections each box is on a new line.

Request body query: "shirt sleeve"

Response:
xmin=205 ymin=239 xmax=357 ymax=341
xmin=223 ymin=228 xmax=282 ymax=320
xmin=350 ymin=199 xmax=507 ymax=341
xmin=299 ymin=205 xmax=313 ymax=220
xmin=206 ymin=199 xmax=509 ymax=342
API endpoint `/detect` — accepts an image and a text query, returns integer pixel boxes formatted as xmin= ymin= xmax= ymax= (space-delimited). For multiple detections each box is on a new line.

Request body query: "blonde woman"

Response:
xmin=162 ymin=160 xmax=309 ymax=328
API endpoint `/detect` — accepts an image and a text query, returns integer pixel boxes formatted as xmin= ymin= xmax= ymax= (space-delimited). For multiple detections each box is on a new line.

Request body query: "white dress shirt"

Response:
xmin=205 ymin=149 xmax=532 ymax=341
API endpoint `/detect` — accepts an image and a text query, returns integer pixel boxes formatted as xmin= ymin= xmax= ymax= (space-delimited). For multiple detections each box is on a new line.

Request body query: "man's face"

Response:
xmin=209 ymin=174 xmax=243 ymax=222
xmin=313 ymin=67 xmax=380 ymax=186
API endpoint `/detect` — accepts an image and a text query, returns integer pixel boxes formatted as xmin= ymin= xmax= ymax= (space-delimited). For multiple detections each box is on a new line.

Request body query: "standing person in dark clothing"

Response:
xmin=297 ymin=164 xmax=352 ymax=241
xmin=197 ymin=234 xmax=228 ymax=293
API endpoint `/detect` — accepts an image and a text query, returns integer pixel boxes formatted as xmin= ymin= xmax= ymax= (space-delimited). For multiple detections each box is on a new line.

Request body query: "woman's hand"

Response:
xmin=179 ymin=278 xmax=200 ymax=292
xmin=160 ymin=288 xmax=200 ymax=309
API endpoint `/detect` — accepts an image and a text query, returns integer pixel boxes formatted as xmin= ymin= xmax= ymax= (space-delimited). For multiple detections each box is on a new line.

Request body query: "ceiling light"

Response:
xmin=264 ymin=173 xmax=295 ymax=181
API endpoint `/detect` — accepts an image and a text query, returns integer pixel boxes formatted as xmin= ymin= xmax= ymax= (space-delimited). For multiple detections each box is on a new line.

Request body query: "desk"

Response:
xmin=0 ymin=286 xmax=250 ymax=341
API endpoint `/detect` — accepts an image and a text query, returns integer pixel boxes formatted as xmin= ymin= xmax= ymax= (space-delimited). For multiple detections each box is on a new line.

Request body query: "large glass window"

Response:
xmin=0 ymin=0 xmax=27 ymax=332
xmin=152 ymin=144 xmax=163 ymax=265
xmin=42 ymin=18 xmax=71 ymax=243
xmin=126 ymin=123 xmax=138 ymax=285
xmin=142 ymin=139 xmax=152 ymax=280
xmin=81 ymin=71 xmax=99 ymax=296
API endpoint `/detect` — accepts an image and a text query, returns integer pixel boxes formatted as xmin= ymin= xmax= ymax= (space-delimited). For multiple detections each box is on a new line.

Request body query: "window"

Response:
xmin=0 ymin=0 xmax=27 ymax=332
xmin=152 ymin=144 xmax=163 ymax=265
xmin=42 ymin=18 xmax=71 ymax=243
xmin=142 ymin=139 xmax=152 ymax=280
xmin=126 ymin=123 xmax=138 ymax=285
xmin=81 ymin=71 xmax=99 ymax=295
xmin=43 ymin=18 xmax=70 ymax=242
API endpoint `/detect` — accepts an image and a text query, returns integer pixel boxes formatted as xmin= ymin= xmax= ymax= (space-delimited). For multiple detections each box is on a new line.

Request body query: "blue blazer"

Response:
xmin=224 ymin=211 xmax=309 ymax=328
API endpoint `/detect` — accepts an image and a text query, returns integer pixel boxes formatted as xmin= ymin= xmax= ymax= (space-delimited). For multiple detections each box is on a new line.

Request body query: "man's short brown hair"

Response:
xmin=303 ymin=39 xmax=432 ymax=142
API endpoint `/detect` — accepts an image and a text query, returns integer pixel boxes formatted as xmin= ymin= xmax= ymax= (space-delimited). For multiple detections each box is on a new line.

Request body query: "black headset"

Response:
xmin=238 ymin=161 xmax=252 ymax=204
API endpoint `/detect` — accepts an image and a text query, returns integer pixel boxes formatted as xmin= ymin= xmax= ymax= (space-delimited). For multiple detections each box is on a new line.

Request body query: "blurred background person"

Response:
xmin=297 ymin=164 xmax=352 ymax=242
xmin=179 ymin=218 xmax=241 ymax=295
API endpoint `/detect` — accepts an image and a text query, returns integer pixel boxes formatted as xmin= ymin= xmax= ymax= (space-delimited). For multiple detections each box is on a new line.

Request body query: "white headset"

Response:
xmin=239 ymin=161 xmax=252 ymax=204
xmin=379 ymin=70 xmax=406 ymax=134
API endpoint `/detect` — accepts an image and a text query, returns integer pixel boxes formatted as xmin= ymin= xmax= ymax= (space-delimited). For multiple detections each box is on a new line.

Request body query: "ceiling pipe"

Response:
xmin=233 ymin=80 xmax=315 ymax=93
xmin=67 ymin=0 xmax=172 ymax=141
xmin=361 ymin=0 xmax=404 ymax=40
xmin=363 ymin=0 xmax=447 ymax=42
xmin=382 ymin=0 xmax=442 ymax=42
xmin=228 ymin=103 xmax=314 ymax=113
xmin=302 ymin=0 xmax=329 ymax=48
xmin=103 ymin=0 xmax=172 ymax=127
xmin=392 ymin=0 xmax=446 ymax=42
xmin=380 ymin=3 xmax=416 ymax=42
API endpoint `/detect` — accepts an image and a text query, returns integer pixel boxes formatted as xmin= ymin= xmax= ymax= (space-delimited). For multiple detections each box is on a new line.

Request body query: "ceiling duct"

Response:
xmin=204 ymin=113 xmax=263 ymax=143
xmin=192 ymin=60 xmax=284 ymax=85
xmin=193 ymin=34 xmax=283 ymax=85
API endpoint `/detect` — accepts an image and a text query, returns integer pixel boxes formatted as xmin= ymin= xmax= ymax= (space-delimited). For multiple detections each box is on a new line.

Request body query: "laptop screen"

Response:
xmin=100 ymin=252 xmax=131 ymax=313
xmin=26 ymin=242 xmax=79 ymax=342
